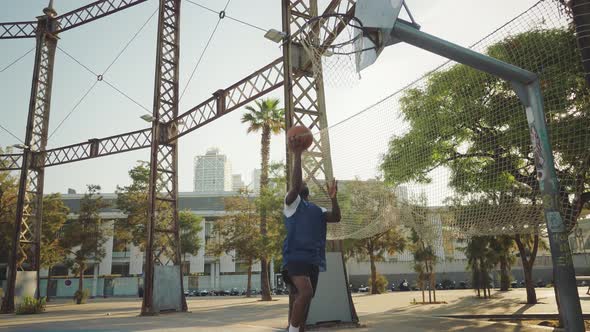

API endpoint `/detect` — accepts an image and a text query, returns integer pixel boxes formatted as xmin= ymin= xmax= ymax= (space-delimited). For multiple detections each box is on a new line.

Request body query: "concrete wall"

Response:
xmin=39 ymin=277 xmax=141 ymax=298
xmin=346 ymin=253 xmax=590 ymax=288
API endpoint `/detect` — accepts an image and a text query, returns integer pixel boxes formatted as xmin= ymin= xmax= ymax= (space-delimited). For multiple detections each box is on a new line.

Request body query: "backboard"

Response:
xmin=354 ymin=0 xmax=404 ymax=71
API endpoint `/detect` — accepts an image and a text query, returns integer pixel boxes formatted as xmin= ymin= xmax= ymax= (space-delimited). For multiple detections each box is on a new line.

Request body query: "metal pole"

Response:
xmin=1 ymin=2 xmax=58 ymax=314
xmin=141 ymin=0 xmax=184 ymax=315
xmin=391 ymin=19 xmax=584 ymax=331
xmin=524 ymin=81 xmax=584 ymax=331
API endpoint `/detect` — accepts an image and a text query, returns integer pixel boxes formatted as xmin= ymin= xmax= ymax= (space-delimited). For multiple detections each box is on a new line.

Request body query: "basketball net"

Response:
xmin=299 ymin=14 xmax=366 ymax=88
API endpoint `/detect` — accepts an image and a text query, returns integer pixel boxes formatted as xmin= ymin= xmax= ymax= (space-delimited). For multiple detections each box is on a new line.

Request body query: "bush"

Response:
xmin=367 ymin=273 xmax=388 ymax=294
xmin=15 ymin=296 xmax=46 ymax=314
xmin=73 ymin=289 xmax=90 ymax=304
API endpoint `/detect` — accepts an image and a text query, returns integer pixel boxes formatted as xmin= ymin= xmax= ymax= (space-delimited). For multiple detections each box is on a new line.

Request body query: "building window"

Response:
xmin=235 ymin=262 xmax=250 ymax=273
xmin=112 ymin=263 xmax=130 ymax=277
xmin=204 ymin=263 xmax=211 ymax=276
xmin=83 ymin=264 xmax=95 ymax=276
xmin=182 ymin=261 xmax=190 ymax=276
xmin=50 ymin=265 xmax=68 ymax=277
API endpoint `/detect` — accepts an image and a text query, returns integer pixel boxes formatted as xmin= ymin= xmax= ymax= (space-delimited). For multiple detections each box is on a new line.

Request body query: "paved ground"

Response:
xmin=1 ymin=287 xmax=589 ymax=331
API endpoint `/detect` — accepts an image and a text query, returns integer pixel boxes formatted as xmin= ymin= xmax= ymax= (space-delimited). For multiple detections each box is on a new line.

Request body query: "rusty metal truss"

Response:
xmin=0 ymin=154 xmax=23 ymax=170
xmin=141 ymin=0 xmax=185 ymax=315
xmin=282 ymin=0 xmax=357 ymax=325
xmin=171 ymin=57 xmax=284 ymax=141
xmin=56 ymin=0 xmax=148 ymax=33
xmin=283 ymin=0 xmax=355 ymax=202
xmin=0 ymin=0 xmax=147 ymax=39
xmin=0 ymin=21 xmax=37 ymax=39
xmin=0 ymin=58 xmax=284 ymax=171
xmin=1 ymin=12 xmax=57 ymax=313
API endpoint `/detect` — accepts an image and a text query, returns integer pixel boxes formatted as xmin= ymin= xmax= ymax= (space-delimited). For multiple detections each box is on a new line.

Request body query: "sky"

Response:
xmin=0 ymin=0 xmax=540 ymax=194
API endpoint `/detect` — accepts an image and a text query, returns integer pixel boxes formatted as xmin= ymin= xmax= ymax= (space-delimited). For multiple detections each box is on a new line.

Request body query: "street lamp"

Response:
xmin=264 ymin=29 xmax=287 ymax=43
xmin=11 ymin=144 xmax=29 ymax=150
xmin=140 ymin=114 xmax=155 ymax=122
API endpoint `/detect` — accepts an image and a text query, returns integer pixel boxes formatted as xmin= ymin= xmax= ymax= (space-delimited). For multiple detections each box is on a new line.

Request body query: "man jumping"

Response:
xmin=282 ymin=135 xmax=341 ymax=332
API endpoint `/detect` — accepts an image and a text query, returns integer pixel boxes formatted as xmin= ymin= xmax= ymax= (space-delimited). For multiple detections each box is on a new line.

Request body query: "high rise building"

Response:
xmin=250 ymin=169 xmax=261 ymax=195
xmin=193 ymin=148 xmax=232 ymax=192
xmin=232 ymin=174 xmax=246 ymax=192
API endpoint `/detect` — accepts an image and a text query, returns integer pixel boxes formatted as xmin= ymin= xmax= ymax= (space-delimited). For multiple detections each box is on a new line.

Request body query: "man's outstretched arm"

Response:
xmin=325 ymin=179 xmax=341 ymax=223
xmin=285 ymin=138 xmax=304 ymax=205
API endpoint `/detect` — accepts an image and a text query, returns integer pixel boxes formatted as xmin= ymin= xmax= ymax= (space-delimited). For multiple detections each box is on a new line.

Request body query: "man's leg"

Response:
xmin=290 ymin=276 xmax=314 ymax=331
xmin=300 ymin=266 xmax=320 ymax=331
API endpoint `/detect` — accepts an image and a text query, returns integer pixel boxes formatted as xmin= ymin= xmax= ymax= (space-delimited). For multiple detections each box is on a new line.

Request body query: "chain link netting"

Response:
xmin=302 ymin=1 xmax=589 ymax=244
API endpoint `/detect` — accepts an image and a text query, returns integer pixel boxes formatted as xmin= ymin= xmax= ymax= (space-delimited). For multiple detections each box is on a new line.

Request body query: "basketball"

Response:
xmin=287 ymin=125 xmax=313 ymax=150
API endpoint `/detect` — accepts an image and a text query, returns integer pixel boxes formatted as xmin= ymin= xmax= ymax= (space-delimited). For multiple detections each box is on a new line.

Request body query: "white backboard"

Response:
xmin=354 ymin=0 xmax=404 ymax=71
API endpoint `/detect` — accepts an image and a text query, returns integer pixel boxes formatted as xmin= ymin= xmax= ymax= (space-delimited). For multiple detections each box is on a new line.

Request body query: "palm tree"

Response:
xmin=489 ymin=235 xmax=516 ymax=292
xmin=464 ymin=236 xmax=494 ymax=299
xmin=241 ymin=98 xmax=284 ymax=301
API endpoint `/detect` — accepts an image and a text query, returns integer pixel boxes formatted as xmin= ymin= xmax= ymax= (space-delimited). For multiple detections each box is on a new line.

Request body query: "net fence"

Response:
xmin=301 ymin=1 xmax=589 ymax=241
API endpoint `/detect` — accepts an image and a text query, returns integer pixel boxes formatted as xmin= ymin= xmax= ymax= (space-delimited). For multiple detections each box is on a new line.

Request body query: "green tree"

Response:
xmin=514 ymin=233 xmax=548 ymax=304
xmin=410 ymin=229 xmax=438 ymax=303
xmin=381 ymin=29 xmax=590 ymax=234
xmin=402 ymin=195 xmax=439 ymax=303
xmin=209 ymin=189 xmax=261 ymax=297
xmin=489 ymin=235 xmax=516 ymax=292
xmin=40 ymin=194 xmax=70 ymax=302
xmin=61 ymin=185 xmax=110 ymax=304
xmin=257 ymin=162 xmax=287 ymax=273
xmin=0 ymin=169 xmax=17 ymax=264
xmin=241 ymin=98 xmax=285 ymax=301
xmin=179 ymin=210 xmax=203 ymax=263
xmin=342 ymin=179 xmax=406 ymax=295
xmin=115 ymin=161 xmax=150 ymax=249
xmin=453 ymin=197 xmax=543 ymax=302
xmin=464 ymin=236 xmax=495 ymax=299
xmin=557 ymin=0 xmax=590 ymax=88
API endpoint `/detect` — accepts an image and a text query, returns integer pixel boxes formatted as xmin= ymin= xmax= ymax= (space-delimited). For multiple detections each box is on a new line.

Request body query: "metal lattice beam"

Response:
xmin=0 ymin=0 xmax=147 ymax=40
xmin=56 ymin=0 xmax=148 ymax=33
xmin=0 ymin=21 xmax=37 ymax=39
xmin=0 ymin=58 xmax=284 ymax=170
xmin=141 ymin=0 xmax=184 ymax=315
xmin=171 ymin=57 xmax=284 ymax=141
xmin=0 ymin=154 xmax=23 ymax=170
xmin=43 ymin=128 xmax=151 ymax=167
xmin=1 ymin=11 xmax=58 ymax=313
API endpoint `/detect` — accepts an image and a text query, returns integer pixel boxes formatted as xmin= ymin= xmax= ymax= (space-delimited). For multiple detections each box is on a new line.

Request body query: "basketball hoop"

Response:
xmin=296 ymin=13 xmax=381 ymax=88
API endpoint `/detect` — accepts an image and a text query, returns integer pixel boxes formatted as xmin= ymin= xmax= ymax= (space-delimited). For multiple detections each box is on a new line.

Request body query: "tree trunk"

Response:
xmin=427 ymin=272 xmax=432 ymax=303
xmin=259 ymin=128 xmax=272 ymax=301
xmin=571 ymin=0 xmax=590 ymax=88
xmin=369 ymin=251 xmax=378 ymax=294
xmin=77 ymin=262 xmax=86 ymax=304
xmin=431 ymin=270 xmax=437 ymax=303
xmin=523 ymin=266 xmax=537 ymax=304
xmin=246 ymin=259 xmax=252 ymax=298
xmin=500 ymin=258 xmax=510 ymax=291
xmin=46 ymin=268 xmax=52 ymax=302
xmin=515 ymin=235 xmax=538 ymax=304
xmin=480 ymin=259 xmax=488 ymax=299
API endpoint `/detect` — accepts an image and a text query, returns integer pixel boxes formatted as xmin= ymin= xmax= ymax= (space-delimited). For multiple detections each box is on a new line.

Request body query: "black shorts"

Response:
xmin=281 ymin=262 xmax=320 ymax=297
